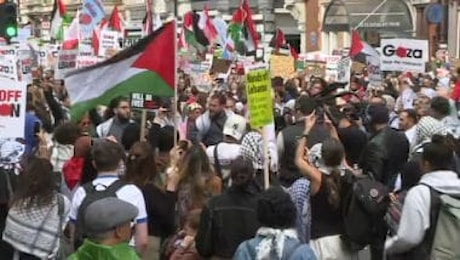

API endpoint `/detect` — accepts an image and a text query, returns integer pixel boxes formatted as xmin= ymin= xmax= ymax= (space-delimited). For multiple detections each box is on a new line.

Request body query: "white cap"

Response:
xmin=223 ymin=114 xmax=247 ymax=141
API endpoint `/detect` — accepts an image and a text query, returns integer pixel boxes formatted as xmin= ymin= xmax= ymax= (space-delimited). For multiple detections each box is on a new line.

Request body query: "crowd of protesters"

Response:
xmin=0 ymin=65 xmax=460 ymax=260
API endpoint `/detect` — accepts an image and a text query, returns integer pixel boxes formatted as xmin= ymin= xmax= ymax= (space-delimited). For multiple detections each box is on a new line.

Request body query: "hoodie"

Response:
xmin=385 ymin=170 xmax=460 ymax=254
xmin=68 ymin=239 xmax=140 ymax=260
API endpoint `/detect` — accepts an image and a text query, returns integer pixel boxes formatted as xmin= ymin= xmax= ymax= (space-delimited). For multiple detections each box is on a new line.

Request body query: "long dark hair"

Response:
xmin=12 ymin=157 xmax=56 ymax=210
xmin=178 ymin=144 xmax=214 ymax=205
xmin=125 ymin=141 xmax=158 ymax=187
xmin=321 ymin=138 xmax=345 ymax=210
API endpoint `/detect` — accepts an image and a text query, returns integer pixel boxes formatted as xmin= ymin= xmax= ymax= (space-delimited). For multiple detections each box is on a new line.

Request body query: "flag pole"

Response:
xmin=173 ymin=18 xmax=178 ymax=147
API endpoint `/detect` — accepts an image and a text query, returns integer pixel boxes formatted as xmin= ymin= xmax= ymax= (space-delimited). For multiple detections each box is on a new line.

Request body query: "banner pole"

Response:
xmin=263 ymin=128 xmax=270 ymax=190
xmin=140 ymin=109 xmax=147 ymax=142
xmin=173 ymin=19 xmax=178 ymax=147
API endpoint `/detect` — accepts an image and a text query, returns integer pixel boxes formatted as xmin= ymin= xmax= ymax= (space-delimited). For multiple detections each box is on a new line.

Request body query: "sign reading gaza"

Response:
xmin=380 ymin=39 xmax=429 ymax=73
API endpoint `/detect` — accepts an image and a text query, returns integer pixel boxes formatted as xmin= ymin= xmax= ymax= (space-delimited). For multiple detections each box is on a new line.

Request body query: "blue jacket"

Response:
xmin=233 ymin=236 xmax=316 ymax=260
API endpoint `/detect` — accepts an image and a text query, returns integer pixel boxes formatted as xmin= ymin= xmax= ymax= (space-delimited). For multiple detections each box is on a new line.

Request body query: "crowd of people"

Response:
xmin=0 ymin=65 xmax=460 ymax=260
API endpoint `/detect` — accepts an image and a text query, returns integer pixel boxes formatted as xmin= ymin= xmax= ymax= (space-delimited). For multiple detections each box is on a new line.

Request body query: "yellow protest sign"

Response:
xmin=246 ymin=69 xmax=274 ymax=128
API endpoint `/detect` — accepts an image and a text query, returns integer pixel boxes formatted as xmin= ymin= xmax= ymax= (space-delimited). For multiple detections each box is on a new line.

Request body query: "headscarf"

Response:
xmin=240 ymin=132 xmax=264 ymax=170
xmin=255 ymin=227 xmax=298 ymax=260
xmin=308 ymin=143 xmax=346 ymax=176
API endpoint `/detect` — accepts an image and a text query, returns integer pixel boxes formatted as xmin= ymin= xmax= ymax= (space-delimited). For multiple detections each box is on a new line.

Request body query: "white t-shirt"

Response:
xmin=69 ymin=175 xmax=148 ymax=224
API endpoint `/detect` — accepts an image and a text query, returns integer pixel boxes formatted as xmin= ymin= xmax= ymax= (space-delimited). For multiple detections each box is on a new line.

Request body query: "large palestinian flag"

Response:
xmin=65 ymin=21 xmax=175 ymax=120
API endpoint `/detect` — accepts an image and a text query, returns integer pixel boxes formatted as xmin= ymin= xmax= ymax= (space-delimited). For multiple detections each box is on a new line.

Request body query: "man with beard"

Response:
xmin=96 ymin=97 xmax=136 ymax=143
xmin=188 ymin=93 xmax=233 ymax=146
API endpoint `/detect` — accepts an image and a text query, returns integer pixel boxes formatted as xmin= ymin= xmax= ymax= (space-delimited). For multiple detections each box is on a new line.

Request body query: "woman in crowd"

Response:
xmin=3 ymin=158 xmax=70 ymax=260
xmin=295 ymin=112 xmax=356 ymax=259
xmin=195 ymin=157 xmax=260 ymax=259
xmin=175 ymin=144 xmax=221 ymax=228
xmin=234 ymin=187 xmax=316 ymax=259
xmin=124 ymin=141 xmax=179 ymax=260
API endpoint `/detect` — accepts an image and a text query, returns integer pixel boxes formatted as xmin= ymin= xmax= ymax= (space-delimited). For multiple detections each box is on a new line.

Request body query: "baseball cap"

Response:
xmin=84 ymin=197 xmax=139 ymax=234
xmin=223 ymin=114 xmax=247 ymax=141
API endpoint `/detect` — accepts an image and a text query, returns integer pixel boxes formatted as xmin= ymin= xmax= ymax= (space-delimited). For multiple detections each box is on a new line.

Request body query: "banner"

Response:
xmin=0 ymin=78 xmax=27 ymax=138
xmin=80 ymin=0 xmax=106 ymax=37
xmin=0 ymin=56 xmax=18 ymax=82
xmin=380 ymin=39 xmax=429 ymax=73
xmin=55 ymin=49 xmax=78 ymax=79
xmin=245 ymin=68 xmax=274 ymax=128
xmin=98 ymin=30 xmax=120 ymax=57
xmin=337 ymin=58 xmax=351 ymax=84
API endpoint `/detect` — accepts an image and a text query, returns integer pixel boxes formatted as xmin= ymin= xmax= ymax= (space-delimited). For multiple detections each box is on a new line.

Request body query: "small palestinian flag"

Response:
xmin=50 ymin=0 xmax=70 ymax=40
xmin=65 ymin=21 xmax=176 ymax=120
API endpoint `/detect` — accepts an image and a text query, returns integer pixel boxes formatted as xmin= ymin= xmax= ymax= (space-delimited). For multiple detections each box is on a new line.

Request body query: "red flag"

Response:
xmin=92 ymin=29 xmax=100 ymax=56
xmin=241 ymin=0 xmax=259 ymax=50
xmin=289 ymin=45 xmax=299 ymax=60
xmin=350 ymin=30 xmax=364 ymax=57
xmin=274 ymin=29 xmax=286 ymax=51
xmin=109 ymin=6 xmax=122 ymax=32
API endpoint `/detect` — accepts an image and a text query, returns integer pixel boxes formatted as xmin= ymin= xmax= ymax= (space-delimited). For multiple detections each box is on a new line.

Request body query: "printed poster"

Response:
xmin=55 ymin=48 xmax=78 ymax=79
xmin=98 ymin=30 xmax=120 ymax=58
xmin=336 ymin=58 xmax=351 ymax=84
xmin=0 ymin=78 xmax=27 ymax=138
xmin=0 ymin=56 xmax=18 ymax=82
xmin=245 ymin=68 xmax=274 ymax=128
xmin=380 ymin=39 xmax=429 ymax=73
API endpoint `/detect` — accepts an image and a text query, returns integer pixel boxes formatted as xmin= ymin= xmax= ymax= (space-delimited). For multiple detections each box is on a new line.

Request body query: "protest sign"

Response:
xmin=0 ymin=78 xmax=27 ymax=138
xmin=269 ymin=54 xmax=295 ymax=79
xmin=380 ymin=39 xmax=429 ymax=73
xmin=0 ymin=56 xmax=18 ymax=82
xmin=0 ymin=46 xmax=17 ymax=59
xmin=325 ymin=55 xmax=341 ymax=82
xmin=245 ymin=68 xmax=274 ymax=129
xmin=367 ymin=54 xmax=382 ymax=86
xmin=98 ymin=30 xmax=120 ymax=57
xmin=190 ymin=63 xmax=213 ymax=92
xmin=130 ymin=93 xmax=162 ymax=110
xmin=80 ymin=0 xmax=106 ymax=37
xmin=18 ymin=48 xmax=33 ymax=84
xmin=337 ymin=58 xmax=351 ymax=84
xmin=304 ymin=60 xmax=326 ymax=78
xmin=77 ymin=55 xmax=102 ymax=68
xmin=55 ymin=49 xmax=78 ymax=79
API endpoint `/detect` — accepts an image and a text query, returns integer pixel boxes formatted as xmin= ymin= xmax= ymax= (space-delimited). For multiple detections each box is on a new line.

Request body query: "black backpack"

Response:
xmin=341 ymin=172 xmax=390 ymax=251
xmin=73 ymin=179 xmax=125 ymax=249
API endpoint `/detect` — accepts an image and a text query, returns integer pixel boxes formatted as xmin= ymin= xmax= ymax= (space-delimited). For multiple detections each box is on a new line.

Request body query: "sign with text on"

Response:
xmin=130 ymin=93 xmax=162 ymax=110
xmin=246 ymin=69 xmax=274 ymax=128
xmin=0 ymin=78 xmax=27 ymax=139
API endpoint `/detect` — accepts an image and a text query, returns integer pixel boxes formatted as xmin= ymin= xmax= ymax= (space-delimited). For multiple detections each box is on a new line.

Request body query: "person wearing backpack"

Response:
xmin=68 ymin=139 xmax=148 ymax=256
xmin=234 ymin=187 xmax=316 ymax=260
xmin=295 ymin=112 xmax=357 ymax=259
xmin=385 ymin=135 xmax=460 ymax=259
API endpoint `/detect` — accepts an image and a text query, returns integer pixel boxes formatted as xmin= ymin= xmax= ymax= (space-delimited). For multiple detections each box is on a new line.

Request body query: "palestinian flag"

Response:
xmin=50 ymin=0 xmax=69 ymax=40
xmin=181 ymin=11 xmax=206 ymax=51
xmin=227 ymin=0 xmax=259 ymax=54
xmin=65 ymin=21 xmax=176 ymax=120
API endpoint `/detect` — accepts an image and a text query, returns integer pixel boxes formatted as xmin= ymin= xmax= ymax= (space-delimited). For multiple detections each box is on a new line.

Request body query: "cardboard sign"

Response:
xmin=210 ymin=58 xmax=232 ymax=74
xmin=130 ymin=93 xmax=162 ymax=110
xmin=380 ymin=39 xmax=429 ymax=73
xmin=0 ymin=56 xmax=18 ymax=81
xmin=270 ymin=54 xmax=295 ymax=79
xmin=0 ymin=78 xmax=27 ymax=138
xmin=55 ymin=49 xmax=78 ymax=79
xmin=246 ymin=69 xmax=274 ymax=128
xmin=304 ymin=60 xmax=326 ymax=78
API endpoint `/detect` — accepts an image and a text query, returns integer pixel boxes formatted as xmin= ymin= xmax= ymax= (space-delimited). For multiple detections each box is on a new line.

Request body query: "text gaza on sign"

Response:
xmin=382 ymin=45 xmax=423 ymax=59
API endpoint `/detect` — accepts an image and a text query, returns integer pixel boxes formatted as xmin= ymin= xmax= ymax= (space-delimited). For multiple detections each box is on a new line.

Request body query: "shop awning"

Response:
xmin=323 ymin=0 xmax=413 ymax=32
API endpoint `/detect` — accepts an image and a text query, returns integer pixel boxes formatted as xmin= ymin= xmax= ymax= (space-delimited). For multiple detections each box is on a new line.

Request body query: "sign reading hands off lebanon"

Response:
xmin=380 ymin=39 xmax=429 ymax=73
xmin=245 ymin=67 xmax=274 ymax=128
xmin=0 ymin=78 xmax=27 ymax=139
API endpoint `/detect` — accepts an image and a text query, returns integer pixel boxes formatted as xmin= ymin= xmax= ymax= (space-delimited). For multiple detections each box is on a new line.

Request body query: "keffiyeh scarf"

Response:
xmin=255 ymin=227 xmax=298 ymax=260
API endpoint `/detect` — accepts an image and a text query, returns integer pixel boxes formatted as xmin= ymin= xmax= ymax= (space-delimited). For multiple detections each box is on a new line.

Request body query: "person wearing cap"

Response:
xmin=277 ymin=95 xmax=330 ymax=188
xmin=206 ymin=114 xmax=247 ymax=187
xmin=68 ymin=197 xmax=140 ymax=260
xmin=360 ymin=104 xmax=409 ymax=260
xmin=69 ymin=139 xmax=148 ymax=255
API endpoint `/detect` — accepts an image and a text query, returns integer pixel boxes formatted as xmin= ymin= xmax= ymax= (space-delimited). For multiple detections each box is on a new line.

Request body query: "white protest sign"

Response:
xmin=0 ymin=46 xmax=17 ymax=59
xmin=367 ymin=54 xmax=382 ymax=86
xmin=0 ymin=56 xmax=18 ymax=82
xmin=325 ymin=55 xmax=341 ymax=82
xmin=380 ymin=39 xmax=429 ymax=73
xmin=55 ymin=48 xmax=78 ymax=79
xmin=77 ymin=55 xmax=103 ymax=68
xmin=18 ymin=48 xmax=33 ymax=84
xmin=190 ymin=63 xmax=213 ymax=93
xmin=337 ymin=57 xmax=351 ymax=84
xmin=99 ymin=30 xmax=120 ymax=57
xmin=0 ymin=78 xmax=27 ymax=138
